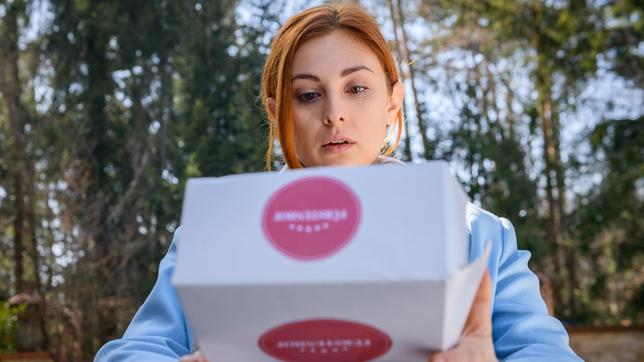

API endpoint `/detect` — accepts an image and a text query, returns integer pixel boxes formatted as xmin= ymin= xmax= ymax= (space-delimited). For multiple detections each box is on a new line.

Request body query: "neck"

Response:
xmin=280 ymin=155 xmax=403 ymax=172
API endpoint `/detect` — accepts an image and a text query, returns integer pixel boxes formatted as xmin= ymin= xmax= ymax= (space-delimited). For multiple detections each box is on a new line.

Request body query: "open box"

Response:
xmin=172 ymin=161 xmax=490 ymax=361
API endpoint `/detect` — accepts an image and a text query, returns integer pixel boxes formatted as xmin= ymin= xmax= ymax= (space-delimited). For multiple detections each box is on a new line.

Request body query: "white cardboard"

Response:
xmin=173 ymin=161 xmax=490 ymax=361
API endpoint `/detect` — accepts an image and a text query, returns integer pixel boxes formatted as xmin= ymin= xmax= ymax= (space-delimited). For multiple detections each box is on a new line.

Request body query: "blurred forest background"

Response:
xmin=0 ymin=0 xmax=642 ymax=360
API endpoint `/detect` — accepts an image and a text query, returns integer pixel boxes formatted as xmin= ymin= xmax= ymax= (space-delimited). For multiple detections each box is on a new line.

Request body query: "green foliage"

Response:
xmin=408 ymin=0 xmax=641 ymax=322
xmin=0 ymin=302 xmax=26 ymax=353
xmin=603 ymin=0 xmax=644 ymax=87
xmin=2 ymin=0 xmax=280 ymax=358
xmin=569 ymin=117 xmax=644 ymax=323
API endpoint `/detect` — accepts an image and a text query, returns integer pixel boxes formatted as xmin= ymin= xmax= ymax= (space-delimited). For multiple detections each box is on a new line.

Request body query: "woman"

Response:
xmin=95 ymin=3 xmax=581 ymax=361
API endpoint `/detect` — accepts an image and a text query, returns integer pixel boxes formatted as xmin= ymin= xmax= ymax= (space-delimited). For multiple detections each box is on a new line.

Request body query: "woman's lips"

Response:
xmin=322 ymin=142 xmax=354 ymax=154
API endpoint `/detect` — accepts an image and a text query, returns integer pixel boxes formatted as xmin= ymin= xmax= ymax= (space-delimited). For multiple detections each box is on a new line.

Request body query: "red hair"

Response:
xmin=261 ymin=3 xmax=403 ymax=170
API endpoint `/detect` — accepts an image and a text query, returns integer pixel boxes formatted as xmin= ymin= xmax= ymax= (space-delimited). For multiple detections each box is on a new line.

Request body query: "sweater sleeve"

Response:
xmin=94 ymin=228 xmax=193 ymax=361
xmin=491 ymin=218 xmax=581 ymax=361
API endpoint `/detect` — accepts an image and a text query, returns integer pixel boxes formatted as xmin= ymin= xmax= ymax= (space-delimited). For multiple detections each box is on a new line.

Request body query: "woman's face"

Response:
xmin=287 ymin=30 xmax=404 ymax=167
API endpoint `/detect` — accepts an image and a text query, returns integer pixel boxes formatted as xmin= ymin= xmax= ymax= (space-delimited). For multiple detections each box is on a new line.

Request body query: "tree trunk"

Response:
xmin=500 ymin=74 xmax=516 ymax=139
xmin=80 ymin=7 xmax=113 ymax=357
xmin=386 ymin=0 xmax=413 ymax=161
xmin=26 ymin=151 xmax=48 ymax=349
xmin=395 ymin=0 xmax=434 ymax=160
xmin=0 ymin=0 xmax=47 ymax=350
xmin=532 ymin=0 xmax=570 ymax=317
xmin=12 ymin=175 xmax=26 ymax=295
xmin=0 ymin=0 xmax=29 ymax=297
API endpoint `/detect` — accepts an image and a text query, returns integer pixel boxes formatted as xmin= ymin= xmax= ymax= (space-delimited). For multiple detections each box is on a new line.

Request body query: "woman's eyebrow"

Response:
xmin=340 ymin=65 xmax=374 ymax=77
xmin=292 ymin=65 xmax=374 ymax=82
xmin=292 ymin=73 xmax=320 ymax=82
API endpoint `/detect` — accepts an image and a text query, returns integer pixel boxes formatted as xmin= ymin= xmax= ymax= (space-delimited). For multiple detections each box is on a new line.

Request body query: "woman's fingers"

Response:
xmin=179 ymin=350 xmax=209 ymax=362
xmin=428 ymin=269 xmax=496 ymax=362
xmin=463 ymin=269 xmax=493 ymax=336
xmin=428 ymin=334 xmax=495 ymax=361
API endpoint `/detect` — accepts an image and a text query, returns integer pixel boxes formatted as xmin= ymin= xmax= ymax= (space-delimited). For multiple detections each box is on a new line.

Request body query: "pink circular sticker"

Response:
xmin=258 ymin=319 xmax=392 ymax=362
xmin=262 ymin=176 xmax=361 ymax=261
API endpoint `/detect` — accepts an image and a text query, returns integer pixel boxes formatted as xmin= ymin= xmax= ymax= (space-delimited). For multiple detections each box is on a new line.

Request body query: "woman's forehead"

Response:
xmin=291 ymin=30 xmax=383 ymax=78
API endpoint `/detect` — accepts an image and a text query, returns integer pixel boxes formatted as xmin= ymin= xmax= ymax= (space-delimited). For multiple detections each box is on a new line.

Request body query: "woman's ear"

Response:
xmin=266 ymin=97 xmax=277 ymax=120
xmin=386 ymin=81 xmax=405 ymax=126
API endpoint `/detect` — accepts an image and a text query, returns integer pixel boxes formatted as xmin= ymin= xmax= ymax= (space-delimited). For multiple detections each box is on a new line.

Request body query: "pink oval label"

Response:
xmin=258 ymin=319 xmax=392 ymax=362
xmin=262 ymin=177 xmax=361 ymax=260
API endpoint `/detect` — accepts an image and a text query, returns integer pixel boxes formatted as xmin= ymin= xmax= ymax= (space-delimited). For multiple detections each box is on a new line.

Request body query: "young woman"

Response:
xmin=95 ymin=3 xmax=581 ymax=361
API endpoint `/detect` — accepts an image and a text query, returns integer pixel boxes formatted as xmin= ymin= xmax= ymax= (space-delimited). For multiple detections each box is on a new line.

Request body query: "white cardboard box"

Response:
xmin=173 ymin=161 xmax=490 ymax=361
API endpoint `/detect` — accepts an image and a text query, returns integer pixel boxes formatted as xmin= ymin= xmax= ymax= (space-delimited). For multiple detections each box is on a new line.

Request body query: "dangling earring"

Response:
xmin=384 ymin=121 xmax=393 ymax=140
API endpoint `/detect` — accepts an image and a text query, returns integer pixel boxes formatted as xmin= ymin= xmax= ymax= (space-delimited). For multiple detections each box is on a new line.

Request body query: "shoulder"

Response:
xmin=168 ymin=226 xmax=183 ymax=250
xmin=465 ymin=203 xmax=519 ymax=273
xmin=377 ymin=156 xmax=406 ymax=165
xmin=466 ymin=202 xmax=512 ymax=235
xmin=156 ymin=226 xmax=183 ymax=267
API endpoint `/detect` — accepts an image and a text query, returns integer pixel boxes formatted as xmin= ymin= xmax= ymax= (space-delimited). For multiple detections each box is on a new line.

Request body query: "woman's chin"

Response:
xmin=315 ymin=155 xmax=374 ymax=167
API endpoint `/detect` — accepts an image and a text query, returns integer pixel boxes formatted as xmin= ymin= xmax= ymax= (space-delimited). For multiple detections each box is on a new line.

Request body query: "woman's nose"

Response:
xmin=323 ymin=94 xmax=347 ymax=125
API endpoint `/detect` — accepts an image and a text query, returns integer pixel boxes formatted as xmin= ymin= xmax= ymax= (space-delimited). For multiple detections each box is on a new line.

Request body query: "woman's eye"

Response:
xmin=297 ymin=92 xmax=319 ymax=102
xmin=348 ymin=85 xmax=368 ymax=94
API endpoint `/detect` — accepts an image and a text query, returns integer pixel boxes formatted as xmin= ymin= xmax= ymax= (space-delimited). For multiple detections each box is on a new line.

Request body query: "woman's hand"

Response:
xmin=429 ymin=270 xmax=497 ymax=362
xmin=180 ymin=350 xmax=209 ymax=362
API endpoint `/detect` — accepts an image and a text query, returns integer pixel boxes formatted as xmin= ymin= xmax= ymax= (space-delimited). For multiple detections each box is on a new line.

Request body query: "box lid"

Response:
xmin=173 ymin=161 xmax=470 ymax=286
